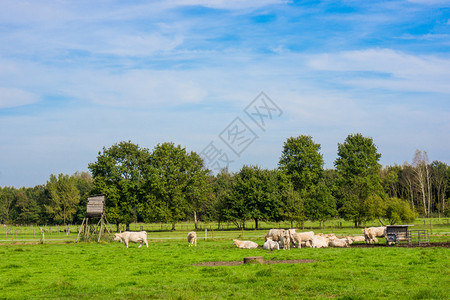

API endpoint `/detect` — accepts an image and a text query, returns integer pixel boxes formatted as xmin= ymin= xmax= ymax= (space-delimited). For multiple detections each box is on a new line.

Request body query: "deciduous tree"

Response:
xmin=88 ymin=141 xmax=150 ymax=230
xmin=335 ymin=133 xmax=383 ymax=227
xmin=45 ymin=174 xmax=80 ymax=225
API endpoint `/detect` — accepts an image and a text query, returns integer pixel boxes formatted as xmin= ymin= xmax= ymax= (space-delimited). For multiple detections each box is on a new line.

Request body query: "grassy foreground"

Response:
xmin=1 ymin=235 xmax=449 ymax=299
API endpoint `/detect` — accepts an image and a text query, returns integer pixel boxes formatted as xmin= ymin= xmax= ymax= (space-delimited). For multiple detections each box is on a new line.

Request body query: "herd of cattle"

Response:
xmin=233 ymin=226 xmax=386 ymax=250
xmin=113 ymin=226 xmax=387 ymax=249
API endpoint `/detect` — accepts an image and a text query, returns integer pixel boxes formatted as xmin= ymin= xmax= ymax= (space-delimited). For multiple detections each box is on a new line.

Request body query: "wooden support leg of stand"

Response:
xmin=76 ymin=218 xmax=86 ymax=242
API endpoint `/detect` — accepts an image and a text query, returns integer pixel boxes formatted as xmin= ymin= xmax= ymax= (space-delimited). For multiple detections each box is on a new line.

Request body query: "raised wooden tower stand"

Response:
xmin=76 ymin=195 xmax=113 ymax=242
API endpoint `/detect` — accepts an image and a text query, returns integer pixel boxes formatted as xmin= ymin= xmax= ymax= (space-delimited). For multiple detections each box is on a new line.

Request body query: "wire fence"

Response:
xmin=0 ymin=218 xmax=448 ymax=244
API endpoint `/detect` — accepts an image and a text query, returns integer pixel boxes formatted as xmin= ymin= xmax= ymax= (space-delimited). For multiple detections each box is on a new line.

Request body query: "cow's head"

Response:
xmin=114 ymin=233 xmax=122 ymax=242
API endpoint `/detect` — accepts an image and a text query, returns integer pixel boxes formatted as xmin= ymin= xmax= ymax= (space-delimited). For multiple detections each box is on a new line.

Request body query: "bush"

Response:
xmin=385 ymin=197 xmax=416 ymax=224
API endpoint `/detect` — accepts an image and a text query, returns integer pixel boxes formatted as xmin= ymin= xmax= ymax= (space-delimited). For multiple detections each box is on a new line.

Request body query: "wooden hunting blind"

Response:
xmin=85 ymin=195 xmax=105 ymax=217
xmin=76 ymin=195 xmax=113 ymax=242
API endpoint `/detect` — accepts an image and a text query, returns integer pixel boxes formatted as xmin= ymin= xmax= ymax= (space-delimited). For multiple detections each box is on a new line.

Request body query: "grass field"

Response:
xmin=1 ymin=217 xmax=450 ymax=244
xmin=1 ymin=222 xmax=449 ymax=299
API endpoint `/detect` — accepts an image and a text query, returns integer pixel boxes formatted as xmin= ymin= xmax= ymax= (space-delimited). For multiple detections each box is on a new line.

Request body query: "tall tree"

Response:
xmin=25 ymin=185 xmax=47 ymax=224
xmin=211 ymin=169 xmax=234 ymax=227
xmin=184 ymin=152 xmax=211 ymax=229
xmin=45 ymin=174 xmax=80 ymax=225
xmin=430 ymin=161 xmax=448 ymax=217
xmin=143 ymin=142 xmax=208 ymax=230
xmin=412 ymin=150 xmax=432 ymax=217
xmin=88 ymin=141 xmax=150 ymax=230
xmin=279 ymin=135 xmax=334 ymax=224
xmin=305 ymin=181 xmax=337 ymax=226
xmin=278 ymin=171 xmax=304 ymax=228
xmin=72 ymin=171 xmax=94 ymax=224
xmin=334 ymin=133 xmax=383 ymax=227
xmin=399 ymin=163 xmax=416 ymax=210
xmin=221 ymin=166 xmax=284 ymax=229
xmin=14 ymin=188 xmax=40 ymax=224
xmin=381 ymin=165 xmax=402 ymax=198
xmin=279 ymin=135 xmax=324 ymax=191
xmin=0 ymin=187 xmax=16 ymax=224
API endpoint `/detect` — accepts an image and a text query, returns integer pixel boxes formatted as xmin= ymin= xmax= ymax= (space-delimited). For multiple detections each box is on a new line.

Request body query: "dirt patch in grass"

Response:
xmin=193 ymin=259 xmax=317 ymax=266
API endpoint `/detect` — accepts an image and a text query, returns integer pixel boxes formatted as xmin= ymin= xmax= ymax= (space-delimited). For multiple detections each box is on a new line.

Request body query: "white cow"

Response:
xmin=290 ymin=231 xmax=315 ymax=248
xmin=233 ymin=239 xmax=258 ymax=249
xmin=114 ymin=231 xmax=148 ymax=248
xmin=363 ymin=227 xmax=386 ymax=244
xmin=311 ymin=235 xmax=329 ymax=248
xmin=282 ymin=231 xmax=291 ymax=250
xmin=263 ymin=237 xmax=280 ymax=250
xmin=187 ymin=231 xmax=197 ymax=247
xmin=265 ymin=229 xmax=285 ymax=242
xmin=347 ymin=235 xmax=366 ymax=243
xmin=328 ymin=238 xmax=349 ymax=248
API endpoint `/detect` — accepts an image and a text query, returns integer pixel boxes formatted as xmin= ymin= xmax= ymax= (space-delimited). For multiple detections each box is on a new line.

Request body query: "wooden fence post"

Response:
xmin=39 ymin=227 xmax=45 ymax=244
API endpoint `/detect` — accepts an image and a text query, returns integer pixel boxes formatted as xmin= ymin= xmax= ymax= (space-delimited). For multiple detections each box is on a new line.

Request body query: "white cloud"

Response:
xmin=0 ymin=87 xmax=38 ymax=108
xmin=95 ymin=34 xmax=184 ymax=56
xmin=407 ymin=0 xmax=450 ymax=5
xmin=168 ymin=0 xmax=285 ymax=10
xmin=62 ymin=69 xmax=208 ymax=108
xmin=307 ymin=49 xmax=450 ymax=94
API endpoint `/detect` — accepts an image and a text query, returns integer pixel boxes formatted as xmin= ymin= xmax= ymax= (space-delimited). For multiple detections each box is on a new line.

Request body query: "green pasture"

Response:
xmin=1 ymin=234 xmax=449 ymax=299
xmin=1 ymin=218 xmax=449 ymax=245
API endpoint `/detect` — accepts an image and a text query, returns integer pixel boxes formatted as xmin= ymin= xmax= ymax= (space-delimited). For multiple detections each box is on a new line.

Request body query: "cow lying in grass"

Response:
xmin=114 ymin=231 xmax=148 ymax=248
xmin=263 ymin=237 xmax=280 ymax=250
xmin=346 ymin=235 xmax=366 ymax=243
xmin=233 ymin=239 xmax=258 ymax=249
xmin=328 ymin=237 xmax=350 ymax=248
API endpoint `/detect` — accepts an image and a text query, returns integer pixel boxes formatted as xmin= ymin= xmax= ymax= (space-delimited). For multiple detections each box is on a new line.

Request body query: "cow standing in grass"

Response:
xmin=114 ymin=231 xmax=148 ymax=248
xmin=363 ymin=227 xmax=386 ymax=244
xmin=187 ymin=231 xmax=197 ymax=247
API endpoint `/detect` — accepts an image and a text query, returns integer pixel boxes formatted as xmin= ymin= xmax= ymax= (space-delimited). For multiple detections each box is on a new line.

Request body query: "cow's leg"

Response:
xmin=138 ymin=241 xmax=142 ymax=248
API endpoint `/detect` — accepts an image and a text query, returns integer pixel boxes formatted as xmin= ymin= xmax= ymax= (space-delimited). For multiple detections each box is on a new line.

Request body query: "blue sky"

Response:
xmin=0 ymin=0 xmax=449 ymax=187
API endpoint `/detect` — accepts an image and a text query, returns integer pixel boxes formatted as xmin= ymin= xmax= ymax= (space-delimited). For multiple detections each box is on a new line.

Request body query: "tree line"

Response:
xmin=1 ymin=135 xmax=449 ymax=229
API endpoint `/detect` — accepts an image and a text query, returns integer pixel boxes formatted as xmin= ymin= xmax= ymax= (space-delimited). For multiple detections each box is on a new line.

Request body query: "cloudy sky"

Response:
xmin=0 ymin=0 xmax=449 ymax=187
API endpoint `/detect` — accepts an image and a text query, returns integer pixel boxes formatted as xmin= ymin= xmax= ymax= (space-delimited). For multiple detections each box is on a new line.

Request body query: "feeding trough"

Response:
xmin=385 ymin=225 xmax=414 ymax=245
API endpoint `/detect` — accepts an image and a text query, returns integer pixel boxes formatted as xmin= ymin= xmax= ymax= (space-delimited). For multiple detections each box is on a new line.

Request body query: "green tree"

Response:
xmin=225 ymin=166 xmax=285 ymax=229
xmin=219 ymin=175 xmax=249 ymax=229
xmin=14 ymin=188 xmax=40 ymax=224
xmin=381 ymin=165 xmax=402 ymax=198
xmin=385 ymin=197 xmax=416 ymax=225
xmin=365 ymin=194 xmax=387 ymax=225
xmin=279 ymin=135 xmax=324 ymax=191
xmin=334 ymin=133 xmax=383 ymax=227
xmin=143 ymin=142 xmax=208 ymax=230
xmin=72 ymin=171 xmax=94 ymax=224
xmin=0 ymin=187 xmax=16 ymax=224
xmin=305 ymin=181 xmax=337 ymax=226
xmin=25 ymin=185 xmax=47 ymax=224
xmin=45 ymin=174 xmax=80 ymax=225
xmin=88 ymin=141 xmax=150 ymax=230
xmin=211 ymin=169 xmax=234 ymax=226
xmin=184 ymin=152 xmax=212 ymax=229
xmin=277 ymin=171 xmax=304 ymax=228
xmin=279 ymin=135 xmax=335 ymax=224
xmin=430 ymin=161 xmax=448 ymax=217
